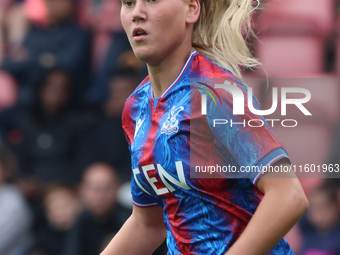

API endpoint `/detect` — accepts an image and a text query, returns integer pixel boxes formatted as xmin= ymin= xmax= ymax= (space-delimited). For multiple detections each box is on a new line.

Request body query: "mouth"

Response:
xmin=133 ymin=28 xmax=148 ymax=41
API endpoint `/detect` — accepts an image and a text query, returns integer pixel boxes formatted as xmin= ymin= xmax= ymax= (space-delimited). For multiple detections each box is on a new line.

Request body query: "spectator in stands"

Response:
xmin=79 ymin=67 xmax=139 ymax=182
xmin=0 ymin=144 xmax=33 ymax=255
xmin=1 ymin=0 xmax=91 ymax=106
xmin=0 ymin=70 xmax=18 ymax=140
xmin=89 ymin=32 xmax=147 ymax=103
xmin=29 ymin=184 xmax=81 ymax=255
xmin=64 ymin=163 xmax=130 ymax=255
xmin=78 ymin=0 xmax=121 ymax=32
xmin=7 ymin=68 xmax=88 ymax=188
xmin=0 ymin=71 xmax=18 ymax=113
xmin=299 ymin=184 xmax=340 ymax=255
xmin=77 ymin=0 xmax=122 ymax=73
xmin=0 ymin=0 xmax=13 ymax=64
xmin=0 ymin=0 xmax=27 ymax=64
xmin=0 ymin=0 xmax=26 ymax=136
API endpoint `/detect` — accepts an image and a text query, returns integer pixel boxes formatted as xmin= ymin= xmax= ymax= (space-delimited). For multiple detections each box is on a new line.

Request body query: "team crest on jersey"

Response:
xmin=161 ymin=106 xmax=184 ymax=135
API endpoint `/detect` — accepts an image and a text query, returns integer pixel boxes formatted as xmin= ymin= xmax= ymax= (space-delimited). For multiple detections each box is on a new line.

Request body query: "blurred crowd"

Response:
xmin=0 ymin=0 xmax=165 ymax=254
xmin=0 ymin=0 xmax=340 ymax=255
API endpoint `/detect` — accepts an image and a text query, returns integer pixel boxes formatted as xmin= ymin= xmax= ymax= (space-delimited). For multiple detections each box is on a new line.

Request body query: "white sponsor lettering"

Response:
xmin=142 ymin=164 xmax=169 ymax=195
xmin=133 ymin=161 xmax=190 ymax=195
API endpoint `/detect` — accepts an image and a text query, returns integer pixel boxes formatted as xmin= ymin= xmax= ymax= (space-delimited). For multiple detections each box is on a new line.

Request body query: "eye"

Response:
xmin=148 ymin=0 xmax=159 ymax=2
xmin=123 ymin=0 xmax=134 ymax=7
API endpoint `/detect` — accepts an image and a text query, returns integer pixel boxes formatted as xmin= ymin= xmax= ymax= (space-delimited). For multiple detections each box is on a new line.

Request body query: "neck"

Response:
xmin=147 ymin=45 xmax=194 ymax=98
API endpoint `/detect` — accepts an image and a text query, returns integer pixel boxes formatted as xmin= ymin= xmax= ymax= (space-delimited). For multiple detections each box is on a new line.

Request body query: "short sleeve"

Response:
xmin=204 ymin=79 xmax=290 ymax=186
xmin=122 ymin=96 xmax=161 ymax=207
xmin=131 ymin=170 xmax=163 ymax=208
xmin=249 ymin=148 xmax=290 ymax=186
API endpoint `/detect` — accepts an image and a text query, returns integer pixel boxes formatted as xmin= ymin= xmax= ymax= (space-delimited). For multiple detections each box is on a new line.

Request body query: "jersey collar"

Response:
xmin=150 ymin=50 xmax=197 ymax=99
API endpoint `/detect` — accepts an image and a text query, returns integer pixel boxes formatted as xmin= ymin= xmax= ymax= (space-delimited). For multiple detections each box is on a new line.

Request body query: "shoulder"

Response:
xmin=0 ymin=185 xmax=32 ymax=219
xmin=122 ymin=76 xmax=150 ymax=115
xmin=130 ymin=76 xmax=151 ymax=98
xmin=0 ymin=185 xmax=25 ymax=204
xmin=191 ymin=51 xmax=238 ymax=79
xmin=191 ymin=51 xmax=249 ymax=102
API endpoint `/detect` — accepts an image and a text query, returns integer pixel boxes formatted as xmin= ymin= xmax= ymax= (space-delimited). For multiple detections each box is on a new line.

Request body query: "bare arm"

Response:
xmin=225 ymin=160 xmax=309 ymax=255
xmin=100 ymin=205 xmax=166 ymax=255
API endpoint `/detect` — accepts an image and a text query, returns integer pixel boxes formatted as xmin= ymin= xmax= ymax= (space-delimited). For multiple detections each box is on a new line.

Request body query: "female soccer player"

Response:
xmin=101 ymin=0 xmax=309 ymax=254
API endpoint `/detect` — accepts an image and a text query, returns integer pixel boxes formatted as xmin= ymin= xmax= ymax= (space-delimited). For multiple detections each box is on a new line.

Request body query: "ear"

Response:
xmin=186 ymin=0 xmax=200 ymax=25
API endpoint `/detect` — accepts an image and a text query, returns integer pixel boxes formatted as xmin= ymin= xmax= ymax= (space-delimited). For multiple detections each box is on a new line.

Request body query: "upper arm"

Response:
xmin=256 ymin=159 xmax=305 ymax=195
xmin=99 ymin=204 xmax=166 ymax=255
xmin=203 ymin=80 xmax=290 ymax=185
xmin=131 ymin=205 xmax=166 ymax=231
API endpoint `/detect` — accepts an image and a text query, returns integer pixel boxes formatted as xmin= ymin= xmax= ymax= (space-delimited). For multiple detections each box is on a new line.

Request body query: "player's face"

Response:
xmin=121 ymin=0 xmax=191 ymax=65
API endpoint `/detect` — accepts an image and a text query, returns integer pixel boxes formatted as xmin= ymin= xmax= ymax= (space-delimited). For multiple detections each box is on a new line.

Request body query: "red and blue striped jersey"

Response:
xmin=122 ymin=50 xmax=294 ymax=255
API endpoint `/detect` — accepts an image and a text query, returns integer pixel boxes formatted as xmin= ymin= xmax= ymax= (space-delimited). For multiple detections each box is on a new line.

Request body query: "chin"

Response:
xmin=132 ymin=47 xmax=156 ymax=64
xmin=133 ymin=52 xmax=149 ymax=62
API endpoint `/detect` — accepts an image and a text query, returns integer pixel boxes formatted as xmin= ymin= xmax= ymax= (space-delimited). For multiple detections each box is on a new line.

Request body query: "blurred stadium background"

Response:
xmin=0 ymin=0 xmax=340 ymax=254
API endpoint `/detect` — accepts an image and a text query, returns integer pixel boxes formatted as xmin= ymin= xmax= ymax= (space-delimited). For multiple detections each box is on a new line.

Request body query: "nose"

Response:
xmin=132 ymin=1 xmax=146 ymax=22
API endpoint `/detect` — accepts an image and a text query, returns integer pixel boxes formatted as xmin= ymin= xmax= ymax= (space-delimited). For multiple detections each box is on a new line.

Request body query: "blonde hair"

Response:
xmin=193 ymin=0 xmax=261 ymax=78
